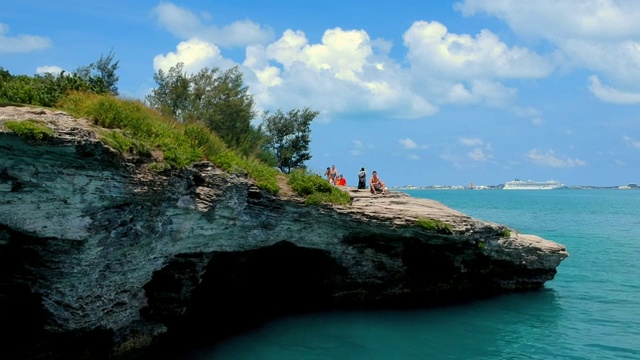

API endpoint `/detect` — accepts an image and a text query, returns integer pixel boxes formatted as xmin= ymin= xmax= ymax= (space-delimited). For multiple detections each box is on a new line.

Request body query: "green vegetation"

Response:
xmin=502 ymin=228 xmax=511 ymax=237
xmin=0 ymin=55 xmax=347 ymax=204
xmin=58 ymin=92 xmax=280 ymax=193
xmin=415 ymin=217 xmax=454 ymax=235
xmin=4 ymin=119 xmax=54 ymax=140
xmin=0 ymin=52 xmax=120 ymax=107
xmin=145 ymin=63 xmax=265 ymax=157
xmin=261 ymin=107 xmax=318 ymax=174
xmin=288 ymin=168 xmax=351 ymax=205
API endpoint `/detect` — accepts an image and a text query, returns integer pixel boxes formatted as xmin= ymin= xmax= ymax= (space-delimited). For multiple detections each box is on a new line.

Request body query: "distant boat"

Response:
xmin=503 ymin=178 xmax=564 ymax=190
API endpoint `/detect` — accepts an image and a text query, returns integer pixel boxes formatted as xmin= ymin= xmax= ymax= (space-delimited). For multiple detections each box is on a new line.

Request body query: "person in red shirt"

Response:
xmin=337 ymin=174 xmax=347 ymax=186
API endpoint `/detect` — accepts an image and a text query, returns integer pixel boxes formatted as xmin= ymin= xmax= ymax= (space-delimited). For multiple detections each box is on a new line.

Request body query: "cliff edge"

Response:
xmin=0 ymin=106 xmax=568 ymax=359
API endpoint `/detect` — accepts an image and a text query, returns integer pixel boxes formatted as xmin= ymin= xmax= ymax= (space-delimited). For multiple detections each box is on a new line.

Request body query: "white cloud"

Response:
xmin=152 ymin=6 xmax=554 ymax=121
xmin=513 ymin=106 xmax=544 ymax=125
xmin=455 ymin=0 xmax=640 ymax=40
xmin=439 ymin=153 xmax=463 ymax=169
xmin=458 ymin=137 xmax=483 ymax=146
xmin=152 ymin=2 xmax=274 ymax=48
xmin=527 ymin=149 xmax=587 ymax=168
xmin=349 ymin=139 xmax=375 ymax=156
xmin=455 ymin=1 xmax=640 ymax=86
xmin=265 ymin=28 xmax=374 ymax=82
xmin=0 ymin=22 xmax=51 ymax=53
xmin=623 ymin=135 xmax=640 ymax=149
xmin=36 ymin=65 xmax=63 ymax=75
xmin=402 ymin=20 xmax=552 ymax=80
xmin=399 ymin=138 xmax=418 ymax=149
xmin=408 ymin=154 xmax=421 ymax=160
xmin=588 ymin=76 xmax=640 ymax=104
xmin=468 ymin=147 xmax=492 ymax=161
xmin=244 ymin=27 xmax=439 ymax=118
xmin=153 ymin=38 xmax=234 ymax=73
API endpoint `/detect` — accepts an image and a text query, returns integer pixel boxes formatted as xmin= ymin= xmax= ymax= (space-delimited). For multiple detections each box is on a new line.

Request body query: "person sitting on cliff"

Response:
xmin=369 ymin=171 xmax=388 ymax=195
xmin=337 ymin=174 xmax=347 ymax=186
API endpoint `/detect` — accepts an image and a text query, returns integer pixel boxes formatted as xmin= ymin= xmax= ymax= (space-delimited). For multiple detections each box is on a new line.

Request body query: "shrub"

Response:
xmin=4 ymin=119 xmax=54 ymax=140
xmin=415 ymin=217 xmax=454 ymax=235
xmin=288 ymin=168 xmax=351 ymax=205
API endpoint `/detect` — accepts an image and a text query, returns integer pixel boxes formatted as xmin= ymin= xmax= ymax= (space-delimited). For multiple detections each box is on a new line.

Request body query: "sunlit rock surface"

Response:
xmin=0 ymin=106 xmax=568 ymax=359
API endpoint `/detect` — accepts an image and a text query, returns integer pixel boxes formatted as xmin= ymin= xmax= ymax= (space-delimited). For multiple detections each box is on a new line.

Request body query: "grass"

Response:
xmin=57 ymin=92 xmax=280 ymax=194
xmin=288 ymin=168 xmax=351 ymax=205
xmin=415 ymin=217 xmax=454 ymax=235
xmin=3 ymin=119 xmax=54 ymax=140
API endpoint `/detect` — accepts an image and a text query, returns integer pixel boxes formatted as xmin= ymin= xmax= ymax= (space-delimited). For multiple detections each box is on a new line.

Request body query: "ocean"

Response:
xmin=191 ymin=189 xmax=640 ymax=360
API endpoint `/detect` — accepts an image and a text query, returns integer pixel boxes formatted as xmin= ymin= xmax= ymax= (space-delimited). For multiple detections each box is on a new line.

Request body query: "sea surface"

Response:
xmin=192 ymin=189 xmax=640 ymax=360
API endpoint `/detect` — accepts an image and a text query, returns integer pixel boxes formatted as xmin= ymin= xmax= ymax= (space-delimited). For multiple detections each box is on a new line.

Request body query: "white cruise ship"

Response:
xmin=503 ymin=178 xmax=564 ymax=190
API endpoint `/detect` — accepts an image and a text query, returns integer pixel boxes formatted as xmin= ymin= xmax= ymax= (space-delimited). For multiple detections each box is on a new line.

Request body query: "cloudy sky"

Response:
xmin=2 ymin=0 xmax=639 ymax=187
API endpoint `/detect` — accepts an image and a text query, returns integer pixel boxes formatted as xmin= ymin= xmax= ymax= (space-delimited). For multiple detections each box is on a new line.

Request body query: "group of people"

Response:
xmin=324 ymin=165 xmax=388 ymax=195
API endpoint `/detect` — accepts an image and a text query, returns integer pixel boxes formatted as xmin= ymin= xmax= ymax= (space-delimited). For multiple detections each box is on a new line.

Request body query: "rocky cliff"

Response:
xmin=0 ymin=106 xmax=568 ymax=359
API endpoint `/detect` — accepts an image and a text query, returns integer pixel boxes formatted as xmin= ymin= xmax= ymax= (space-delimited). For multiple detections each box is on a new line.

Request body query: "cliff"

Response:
xmin=0 ymin=106 xmax=568 ymax=359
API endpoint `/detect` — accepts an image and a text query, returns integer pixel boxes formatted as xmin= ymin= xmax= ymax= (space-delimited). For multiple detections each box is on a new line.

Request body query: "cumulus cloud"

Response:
xmin=527 ymin=149 xmax=587 ymax=168
xmin=455 ymin=0 xmax=640 ymax=86
xmin=455 ymin=0 xmax=640 ymax=40
xmin=399 ymin=138 xmax=418 ymax=149
xmin=153 ymin=38 xmax=236 ymax=73
xmin=0 ymin=22 xmax=51 ymax=53
xmin=402 ymin=20 xmax=552 ymax=80
xmin=36 ymin=65 xmax=63 ymax=75
xmin=623 ymin=135 xmax=640 ymax=149
xmin=152 ymin=2 xmax=274 ymax=47
xmin=152 ymin=5 xmax=554 ymax=121
xmin=588 ymin=76 xmax=640 ymax=104
xmin=266 ymin=28 xmax=374 ymax=82
xmin=243 ymin=27 xmax=439 ymax=118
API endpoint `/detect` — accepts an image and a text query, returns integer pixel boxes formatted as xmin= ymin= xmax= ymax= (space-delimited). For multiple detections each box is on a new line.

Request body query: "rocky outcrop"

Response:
xmin=0 ymin=106 xmax=568 ymax=359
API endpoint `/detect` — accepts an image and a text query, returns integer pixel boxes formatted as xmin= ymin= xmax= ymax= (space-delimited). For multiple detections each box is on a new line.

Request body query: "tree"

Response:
xmin=75 ymin=50 xmax=120 ymax=95
xmin=146 ymin=63 xmax=191 ymax=120
xmin=146 ymin=63 xmax=262 ymax=156
xmin=260 ymin=107 xmax=319 ymax=173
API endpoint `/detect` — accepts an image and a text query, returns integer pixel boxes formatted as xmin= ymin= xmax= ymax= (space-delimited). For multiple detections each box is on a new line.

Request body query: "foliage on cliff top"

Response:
xmin=288 ymin=168 xmax=351 ymax=205
xmin=3 ymin=119 xmax=54 ymax=140
xmin=57 ymin=92 xmax=280 ymax=194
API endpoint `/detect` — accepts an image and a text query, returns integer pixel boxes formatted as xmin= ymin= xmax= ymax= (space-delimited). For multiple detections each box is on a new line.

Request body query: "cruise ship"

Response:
xmin=503 ymin=178 xmax=564 ymax=190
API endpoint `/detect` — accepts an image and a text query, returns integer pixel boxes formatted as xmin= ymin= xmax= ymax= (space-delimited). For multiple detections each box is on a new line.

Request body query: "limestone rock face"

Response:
xmin=0 ymin=106 xmax=568 ymax=359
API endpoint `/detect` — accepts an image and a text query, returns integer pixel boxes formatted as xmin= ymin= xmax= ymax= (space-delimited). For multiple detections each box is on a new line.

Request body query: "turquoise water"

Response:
xmin=196 ymin=190 xmax=640 ymax=360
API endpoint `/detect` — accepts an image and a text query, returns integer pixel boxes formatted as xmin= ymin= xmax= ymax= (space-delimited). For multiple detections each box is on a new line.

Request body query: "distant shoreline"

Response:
xmin=396 ymin=184 xmax=639 ymax=190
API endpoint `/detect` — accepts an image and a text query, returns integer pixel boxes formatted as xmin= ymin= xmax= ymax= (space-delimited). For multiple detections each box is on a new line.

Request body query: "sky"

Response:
xmin=1 ymin=0 xmax=639 ymax=187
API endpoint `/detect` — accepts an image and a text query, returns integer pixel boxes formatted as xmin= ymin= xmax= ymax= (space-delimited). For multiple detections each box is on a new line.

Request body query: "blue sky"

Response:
xmin=2 ymin=1 xmax=639 ymax=187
